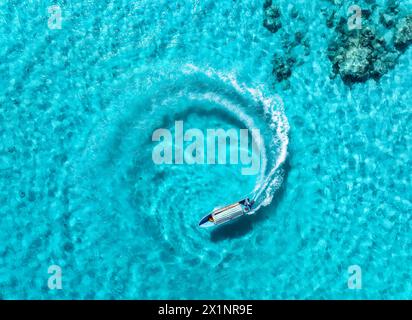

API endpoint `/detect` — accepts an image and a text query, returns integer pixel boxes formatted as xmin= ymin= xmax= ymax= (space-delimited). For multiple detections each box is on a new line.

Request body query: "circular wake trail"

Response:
xmin=78 ymin=63 xmax=289 ymax=243
xmin=182 ymin=65 xmax=290 ymax=213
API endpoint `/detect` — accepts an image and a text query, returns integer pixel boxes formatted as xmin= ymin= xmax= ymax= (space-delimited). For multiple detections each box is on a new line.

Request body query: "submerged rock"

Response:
xmin=272 ymin=54 xmax=295 ymax=82
xmin=263 ymin=0 xmax=282 ymax=33
xmin=327 ymin=3 xmax=412 ymax=85
xmin=380 ymin=0 xmax=399 ymax=28
xmin=385 ymin=0 xmax=400 ymax=15
xmin=394 ymin=15 xmax=412 ymax=51
xmin=328 ymin=25 xmax=393 ymax=83
xmin=289 ymin=6 xmax=299 ymax=19
xmin=337 ymin=45 xmax=372 ymax=82
xmin=380 ymin=13 xmax=395 ymax=28
xmin=326 ymin=11 xmax=336 ymax=29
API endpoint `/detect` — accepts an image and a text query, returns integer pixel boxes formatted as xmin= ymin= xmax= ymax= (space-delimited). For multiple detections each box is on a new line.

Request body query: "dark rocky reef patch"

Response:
xmin=272 ymin=54 xmax=295 ymax=82
xmin=263 ymin=0 xmax=282 ymax=33
xmin=326 ymin=2 xmax=412 ymax=84
xmin=327 ymin=25 xmax=398 ymax=83
xmin=272 ymin=30 xmax=310 ymax=85
xmin=379 ymin=0 xmax=399 ymax=28
xmin=394 ymin=15 xmax=412 ymax=51
xmin=263 ymin=3 xmax=310 ymax=86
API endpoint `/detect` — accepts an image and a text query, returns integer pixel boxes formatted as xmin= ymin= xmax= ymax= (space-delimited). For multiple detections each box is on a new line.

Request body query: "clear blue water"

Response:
xmin=0 ymin=0 xmax=411 ymax=299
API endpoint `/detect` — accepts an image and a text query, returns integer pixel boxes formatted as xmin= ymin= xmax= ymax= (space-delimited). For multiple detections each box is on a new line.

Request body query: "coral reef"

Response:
xmin=394 ymin=15 xmax=412 ymax=51
xmin=263 ymin=0 xmax=282 ymax=33
xmin=264 ymin=3 xmax=310 ymax=85
xmin=272 ymin=54 xmax=295 ymax=82
xmin=328 ymin=24 xmax=398 ymax=83
xmin=327 ymin=2 xmax=412 ymax=84
xmin=263 ymin=0 xmax=411 ymax=86
xmin=270 ymin=32 xmax=309 ymax=85
xmin=379 ymin=0 xmax=400 ymax=28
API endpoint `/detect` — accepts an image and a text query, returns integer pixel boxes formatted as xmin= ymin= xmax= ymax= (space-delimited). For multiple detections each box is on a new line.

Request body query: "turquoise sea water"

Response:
xmin=0 ymin=0 xmax=411 ymax=299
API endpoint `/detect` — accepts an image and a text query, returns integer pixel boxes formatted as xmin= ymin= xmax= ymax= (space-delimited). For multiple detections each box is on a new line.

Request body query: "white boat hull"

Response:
xmin=198 ymin=198 xmax=254 ymax=228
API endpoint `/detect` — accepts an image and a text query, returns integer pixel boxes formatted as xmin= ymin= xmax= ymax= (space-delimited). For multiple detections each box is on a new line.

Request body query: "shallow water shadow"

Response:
xmin=210 ymin=158 xmax=291 ymax=242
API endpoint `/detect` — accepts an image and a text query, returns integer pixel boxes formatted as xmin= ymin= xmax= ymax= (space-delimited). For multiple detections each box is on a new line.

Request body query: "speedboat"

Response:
xmin=198 ymin=198 xmax=255 ymax=228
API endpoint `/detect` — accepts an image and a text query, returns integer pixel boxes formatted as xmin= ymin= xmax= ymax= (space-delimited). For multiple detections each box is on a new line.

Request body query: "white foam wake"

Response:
xmin=82 ymin=62 xmax=290 ymax=217
xmin=183 ymin=64 xmax=290 ymax=212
